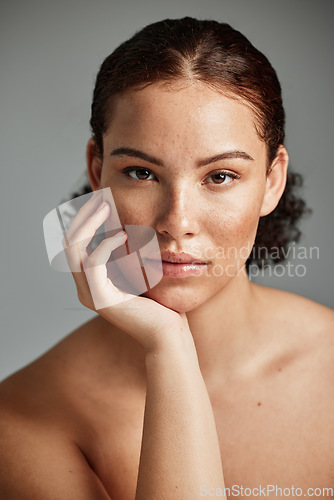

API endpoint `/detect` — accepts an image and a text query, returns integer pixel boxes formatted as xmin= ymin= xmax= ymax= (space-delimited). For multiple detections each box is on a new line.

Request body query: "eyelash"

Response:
xmin=121 ymin=167 xmax=240 ymax=186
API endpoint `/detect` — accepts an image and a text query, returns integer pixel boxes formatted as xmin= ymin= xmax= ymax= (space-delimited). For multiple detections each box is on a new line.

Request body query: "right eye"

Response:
xmin=122 ymin=167 xmax=157 ymax=181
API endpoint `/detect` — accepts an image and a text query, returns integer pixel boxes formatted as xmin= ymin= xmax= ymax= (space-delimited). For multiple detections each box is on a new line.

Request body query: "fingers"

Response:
xmin=84 ymin=230 xmax=127 ymax=269
xmin=62 ymin=191 xmax=102 ymax=247
xmin=83 ymin=230 xmax=129 ymax=310
xmin=71 ymin=201 xmax=111 ymax=246
xmin=62 ymin=198 xmax=113 ymax=310
xmin=63 ymin=201 xmax=111 ymax=273
xmin=61 ymin=192 xmax=131 ymax=311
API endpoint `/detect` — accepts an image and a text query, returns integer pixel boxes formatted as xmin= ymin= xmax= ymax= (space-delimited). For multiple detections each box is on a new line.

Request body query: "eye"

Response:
xmin=205 ymin=171 xmax=240 ymax=185
xmin=122 ymin=167 xmax=156 ymax=181
xmin=122 ymin=167 xmax=240 ymax=186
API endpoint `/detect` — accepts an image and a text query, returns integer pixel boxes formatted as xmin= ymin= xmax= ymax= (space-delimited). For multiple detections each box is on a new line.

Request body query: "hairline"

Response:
xmin=99 ymin=78 xmax=275 ymax=171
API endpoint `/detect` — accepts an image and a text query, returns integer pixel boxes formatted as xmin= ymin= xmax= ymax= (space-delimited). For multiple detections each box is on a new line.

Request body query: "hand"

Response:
xmin=62 ymin=191 xmax=195 ymax=354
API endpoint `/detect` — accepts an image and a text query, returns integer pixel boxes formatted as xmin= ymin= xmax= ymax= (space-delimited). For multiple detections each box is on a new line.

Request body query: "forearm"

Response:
xmin=135 ymin=338 xmax=226 ymax=500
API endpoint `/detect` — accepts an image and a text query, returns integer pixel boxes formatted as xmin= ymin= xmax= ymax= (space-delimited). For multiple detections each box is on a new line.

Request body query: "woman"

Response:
xmin=1 ymin=17 xmax=333 ymax=499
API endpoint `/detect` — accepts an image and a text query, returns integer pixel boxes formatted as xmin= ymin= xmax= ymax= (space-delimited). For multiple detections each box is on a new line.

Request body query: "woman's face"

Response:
xmin=94 ymin=82 xmax=271 ymax=312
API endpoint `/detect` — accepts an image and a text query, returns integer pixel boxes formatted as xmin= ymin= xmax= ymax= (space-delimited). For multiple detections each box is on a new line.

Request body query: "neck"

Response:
xmin=186 ymin=270 xmax=263 ymax=382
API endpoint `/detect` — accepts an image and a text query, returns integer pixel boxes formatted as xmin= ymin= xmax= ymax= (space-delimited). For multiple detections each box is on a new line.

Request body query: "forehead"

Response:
xmin=106 ymin=82 xmax=266 ymax=159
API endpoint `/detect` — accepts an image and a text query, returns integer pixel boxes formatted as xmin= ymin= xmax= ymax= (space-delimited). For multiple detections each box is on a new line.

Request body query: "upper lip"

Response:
xmin=149 ymin=251 xmax=207 ymax=264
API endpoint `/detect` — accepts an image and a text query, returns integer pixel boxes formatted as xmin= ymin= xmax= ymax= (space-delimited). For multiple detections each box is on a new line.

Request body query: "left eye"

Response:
xmin=205 ymin=172 xmax=235 ymax=185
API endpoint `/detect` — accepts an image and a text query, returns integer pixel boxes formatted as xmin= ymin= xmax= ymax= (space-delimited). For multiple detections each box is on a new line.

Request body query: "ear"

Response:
xmin=86 ymin=138 xmax=103 ymax=191
xmin=259 ymin=145 xmax=289 ymax=217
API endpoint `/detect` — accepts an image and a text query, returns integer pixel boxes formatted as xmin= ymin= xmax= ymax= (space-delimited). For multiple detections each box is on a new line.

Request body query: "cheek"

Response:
xmin=208 ymin=196 xmax=262 ymax=262
xmin=103 ymin=187 xmax=152 ymax=226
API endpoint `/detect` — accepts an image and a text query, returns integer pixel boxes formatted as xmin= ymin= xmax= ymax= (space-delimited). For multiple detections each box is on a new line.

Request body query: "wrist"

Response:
xmin=145 ymin=329 xmax=199 ymax=368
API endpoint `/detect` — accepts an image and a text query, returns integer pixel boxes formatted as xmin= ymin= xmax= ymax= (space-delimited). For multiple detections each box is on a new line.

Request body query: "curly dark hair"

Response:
xmin=64 ymin=17 xmax=311 ymax=271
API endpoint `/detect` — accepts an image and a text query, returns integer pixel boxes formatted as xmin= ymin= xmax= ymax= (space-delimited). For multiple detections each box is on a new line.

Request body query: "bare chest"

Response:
xmin=79 ymin=370 xmax=334 ymax=499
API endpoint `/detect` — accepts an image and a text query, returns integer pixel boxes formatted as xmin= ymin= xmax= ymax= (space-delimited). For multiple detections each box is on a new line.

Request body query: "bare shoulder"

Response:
xmin=252 ymin=283 xmax=334 ymax=385
xmin=0 ymin=315 xmax=145 ymax=405
xmin=0 ymin=315 xmax=146 ymax=437
xmin=0 ymin=316 xmax=145 ymax=499
xmin=0 ymin=405 xmax=111 ymax=499
xmin=252 ymin=284 xmax=334 ymax=441
xmin=252 ymin=282 xmax=334 ymax=334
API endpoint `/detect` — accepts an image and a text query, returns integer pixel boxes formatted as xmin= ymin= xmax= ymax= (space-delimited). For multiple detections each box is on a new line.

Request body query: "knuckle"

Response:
xmin=85 ymin=253 xmax=101 ymax=268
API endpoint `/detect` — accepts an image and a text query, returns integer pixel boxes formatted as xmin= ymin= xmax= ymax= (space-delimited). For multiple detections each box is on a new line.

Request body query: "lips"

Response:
xmin=153 ymin=251 xmax=208 ymax=264
xmin=141 ymin=250 xmax=208 ymax=279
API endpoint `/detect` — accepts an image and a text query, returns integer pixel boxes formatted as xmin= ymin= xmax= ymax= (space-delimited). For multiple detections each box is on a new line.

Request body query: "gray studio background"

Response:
xmin=1 ymin=0 xmax=333 ymax=381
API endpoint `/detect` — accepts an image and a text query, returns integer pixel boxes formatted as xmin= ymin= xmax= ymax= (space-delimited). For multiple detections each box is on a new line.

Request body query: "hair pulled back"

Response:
xmin=68 ymin=17 xmax=310 ymax=270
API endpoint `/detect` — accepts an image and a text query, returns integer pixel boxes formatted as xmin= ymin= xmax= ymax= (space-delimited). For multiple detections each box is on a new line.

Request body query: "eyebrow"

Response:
xmin=109 ymin=147 xmax=254 ymax=167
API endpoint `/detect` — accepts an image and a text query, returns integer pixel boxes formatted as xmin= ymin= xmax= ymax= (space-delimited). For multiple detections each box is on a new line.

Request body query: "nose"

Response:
xmin=154 ymin=183 xmax=200 ymax=240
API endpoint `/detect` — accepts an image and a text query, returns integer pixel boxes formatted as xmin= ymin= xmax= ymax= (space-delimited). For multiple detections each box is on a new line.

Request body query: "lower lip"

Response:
xmin=146 ymin=260 xmax=208 ymax=278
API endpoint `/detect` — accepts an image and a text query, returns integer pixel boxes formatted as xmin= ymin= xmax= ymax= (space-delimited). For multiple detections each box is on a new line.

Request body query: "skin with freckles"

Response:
xmin=88 ymin=81 xmax=286 ymax=316
xmin=1 ymin=81 xmax=333 ymax=499
xmin=86 ymin=81 xmax=290 ymax=380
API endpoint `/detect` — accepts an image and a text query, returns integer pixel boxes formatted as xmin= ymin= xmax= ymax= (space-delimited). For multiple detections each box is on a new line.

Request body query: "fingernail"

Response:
xmin=115 ymin=230 xmax=127 ymax=239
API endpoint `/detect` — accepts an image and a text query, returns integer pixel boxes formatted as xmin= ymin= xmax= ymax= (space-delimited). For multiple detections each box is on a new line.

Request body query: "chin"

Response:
xmin=141 ymin=283 xmax=209 ymax=314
